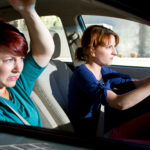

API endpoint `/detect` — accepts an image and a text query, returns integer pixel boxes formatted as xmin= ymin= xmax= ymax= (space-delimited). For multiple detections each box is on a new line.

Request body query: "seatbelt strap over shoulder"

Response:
xmin=2 ymin=99 xmax=30 ymax=126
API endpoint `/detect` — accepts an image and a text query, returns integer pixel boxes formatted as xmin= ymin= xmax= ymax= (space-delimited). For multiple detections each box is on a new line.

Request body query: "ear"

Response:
xmin=90 ymin=48 xmax=96 ymax=57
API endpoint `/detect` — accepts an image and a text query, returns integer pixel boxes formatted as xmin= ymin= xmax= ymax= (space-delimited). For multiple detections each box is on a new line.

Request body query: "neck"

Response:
xmin=0 ymin=87 xmax=10 ymax=100
xmin=0 ymin=87 xmax=6 ymax=95
xmin=85 ymin=61 xmax=102 ymax=80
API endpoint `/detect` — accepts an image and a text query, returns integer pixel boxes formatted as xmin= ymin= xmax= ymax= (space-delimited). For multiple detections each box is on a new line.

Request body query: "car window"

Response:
xmin=81 ymin=15 xmax=150 ymax=67
xmin=9 ymin=15 xmax=72 ymax=63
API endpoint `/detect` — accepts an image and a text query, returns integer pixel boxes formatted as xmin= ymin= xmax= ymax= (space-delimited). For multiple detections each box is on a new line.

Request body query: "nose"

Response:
xmin=112 ymin=47 xmax=117 ymax=55
xmin=12 ymin=59 xmax=22 ymax=73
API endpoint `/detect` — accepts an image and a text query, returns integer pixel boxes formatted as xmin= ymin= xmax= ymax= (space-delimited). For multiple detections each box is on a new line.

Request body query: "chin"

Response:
xmin=6 ymin=82 xmax=17 ymax=88
xmin=107 ymin=61 xmax=113 ymax=65
xmin=104 ymin=62 xmax=112 ymax=66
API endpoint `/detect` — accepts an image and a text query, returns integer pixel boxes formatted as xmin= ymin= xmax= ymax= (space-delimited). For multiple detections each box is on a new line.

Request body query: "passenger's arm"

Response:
xmin=107 ymin=76 xmax=150 ymax=110
xmin=8 ymin=0 xmax=54 ymax=67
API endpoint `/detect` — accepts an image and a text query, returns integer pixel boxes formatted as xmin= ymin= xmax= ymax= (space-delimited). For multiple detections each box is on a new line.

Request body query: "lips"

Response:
xmin=7 ymin=76 xmax=18 ymax=81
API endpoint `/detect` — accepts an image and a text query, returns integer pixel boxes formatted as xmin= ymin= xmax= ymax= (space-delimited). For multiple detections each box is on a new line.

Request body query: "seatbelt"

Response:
xmin=1 ymin=99 xmax=30 ymax=126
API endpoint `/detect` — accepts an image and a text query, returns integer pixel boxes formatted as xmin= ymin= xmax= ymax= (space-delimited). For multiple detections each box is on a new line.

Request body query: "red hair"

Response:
xmin=0 ymin=20 xmax=28 ymax=57
xmin=75 ymin=25 xmax=119 ymax=61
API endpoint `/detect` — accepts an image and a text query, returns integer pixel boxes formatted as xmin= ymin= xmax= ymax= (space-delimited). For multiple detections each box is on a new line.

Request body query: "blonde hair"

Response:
xmin=75 ymin=25 xmax=119 ymax=61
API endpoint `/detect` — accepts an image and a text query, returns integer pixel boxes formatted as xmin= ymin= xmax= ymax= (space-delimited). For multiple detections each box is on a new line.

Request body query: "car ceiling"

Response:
xmin=96 ymin=0 xmax=150 ymax=22
xmin=0 ymin=0 xmax=150 ymax=26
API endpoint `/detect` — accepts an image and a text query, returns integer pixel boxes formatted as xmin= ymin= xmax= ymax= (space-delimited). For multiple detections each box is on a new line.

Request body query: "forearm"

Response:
xmin=20 ymin=9 xmax=54 ymax=66
xmin=8 ymin=0 xmax=55 ymax=67
xmin=108 ymin=80 xmax=150 ymax=110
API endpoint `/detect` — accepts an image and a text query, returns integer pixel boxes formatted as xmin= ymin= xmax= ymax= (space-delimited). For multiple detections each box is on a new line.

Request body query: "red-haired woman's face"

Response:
xmin=0 ymin=46 xmax=24 ymax=88
xmin=91 ymin=35 xmax=117 ymax=66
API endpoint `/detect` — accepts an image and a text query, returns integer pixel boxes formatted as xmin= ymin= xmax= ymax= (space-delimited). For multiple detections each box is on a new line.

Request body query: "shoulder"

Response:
xmin=75 ymin=64 xmax=89 ymax=74
xmin=24 ymin=52 xmax=46 ymax=69
xmin=70 ymin=64 xmax=97 ymax=85
xmin=73 ymin=64 xmax=96 ymax=80
xmin=102 ymin=66 xmax=132 ymax=82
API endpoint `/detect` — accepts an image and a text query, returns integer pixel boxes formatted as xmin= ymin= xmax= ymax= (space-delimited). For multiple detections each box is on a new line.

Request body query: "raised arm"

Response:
xmin=8 ymin=0 xmax=55 ymax=67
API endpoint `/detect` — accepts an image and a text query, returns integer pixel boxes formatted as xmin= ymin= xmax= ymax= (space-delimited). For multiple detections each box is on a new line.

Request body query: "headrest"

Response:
xmin=50 ymin=30 xmax=61 ymax=59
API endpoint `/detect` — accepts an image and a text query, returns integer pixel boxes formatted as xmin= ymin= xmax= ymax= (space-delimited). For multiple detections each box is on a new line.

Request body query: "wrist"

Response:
xmin=17 ymin=4 xmax=36 ymax=14
xmin=19 ymin=8 xmax=37 ymax=18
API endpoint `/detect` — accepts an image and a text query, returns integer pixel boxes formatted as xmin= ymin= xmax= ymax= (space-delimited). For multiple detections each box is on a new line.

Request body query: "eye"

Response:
xmin=3 ymin=58 xmax=14 ymax=64
xmin=105 ymin=45 xmax=112 ymax=49
xmin=20 ymin=57 xmax=25 ymax=62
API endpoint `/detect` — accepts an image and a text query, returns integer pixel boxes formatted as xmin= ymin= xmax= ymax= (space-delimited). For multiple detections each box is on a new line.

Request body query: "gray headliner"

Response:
xmin=0 ymin=0 xmax=149 ymax=26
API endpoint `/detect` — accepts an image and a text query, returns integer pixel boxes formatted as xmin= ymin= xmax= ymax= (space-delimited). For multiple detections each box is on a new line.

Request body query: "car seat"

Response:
xmin=30 ymin=30 xmax=74 ymax=132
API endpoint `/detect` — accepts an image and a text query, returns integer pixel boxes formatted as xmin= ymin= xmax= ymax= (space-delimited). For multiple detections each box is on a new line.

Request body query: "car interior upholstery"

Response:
xmin=30 ymin=31 xmax=74 ymax=133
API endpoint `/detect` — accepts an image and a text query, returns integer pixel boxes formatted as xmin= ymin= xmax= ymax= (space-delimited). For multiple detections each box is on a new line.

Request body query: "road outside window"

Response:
xmin=82 ymin=15 xmax=150 ymax=67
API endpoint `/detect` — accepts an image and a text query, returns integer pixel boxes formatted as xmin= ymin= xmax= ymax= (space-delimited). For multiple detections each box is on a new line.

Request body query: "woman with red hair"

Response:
xmin=68 ymin=25 xmax=150 ymax=140
xmin=0 ymin=0 xmax=54 ymax=127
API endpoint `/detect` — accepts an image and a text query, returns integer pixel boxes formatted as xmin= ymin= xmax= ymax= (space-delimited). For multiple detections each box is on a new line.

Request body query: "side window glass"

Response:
xmin=82 ymin=15 xmax=150 ymax=67
xmin=10 ymin=16 xmax=72 ymax=62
